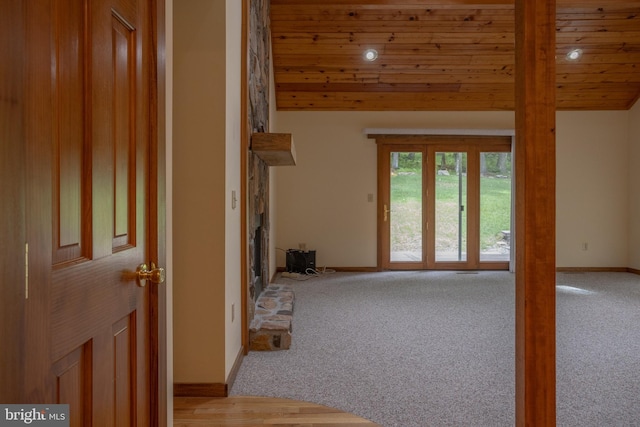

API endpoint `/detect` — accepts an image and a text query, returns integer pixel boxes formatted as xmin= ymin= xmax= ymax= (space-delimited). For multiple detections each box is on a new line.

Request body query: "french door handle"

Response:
xmin=384 ymin=204 xmax=391 ymax=222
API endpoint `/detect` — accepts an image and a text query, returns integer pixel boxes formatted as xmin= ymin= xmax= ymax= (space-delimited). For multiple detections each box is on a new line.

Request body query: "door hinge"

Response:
xmin=25 ymin=242 xmax=29 ymax=300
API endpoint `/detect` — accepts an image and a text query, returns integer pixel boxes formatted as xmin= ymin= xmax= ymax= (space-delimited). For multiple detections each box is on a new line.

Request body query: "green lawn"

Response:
xmin=390 ymin=173 xmax=511 ymax=253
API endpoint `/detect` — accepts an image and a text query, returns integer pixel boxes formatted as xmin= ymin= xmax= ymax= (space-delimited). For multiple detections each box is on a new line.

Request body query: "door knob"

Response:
xmin=135 ymin=263 xmax=165 ymax=287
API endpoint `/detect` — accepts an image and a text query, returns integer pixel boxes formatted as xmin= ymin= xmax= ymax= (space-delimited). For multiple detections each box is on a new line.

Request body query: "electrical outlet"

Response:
xmin=231 ymin=303 xmax=235 ymax=322
xmin=367 ymin=193 xmax=374 ymax=202
xmin=299 ymin=243 xmax=306 ymax=250
xmin=581 ymin=242 xmax=588 ymax=251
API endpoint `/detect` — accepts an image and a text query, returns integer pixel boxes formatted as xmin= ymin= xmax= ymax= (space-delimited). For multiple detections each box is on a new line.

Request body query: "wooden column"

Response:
xmin=515 ymin=0 xmax=557 ymax=425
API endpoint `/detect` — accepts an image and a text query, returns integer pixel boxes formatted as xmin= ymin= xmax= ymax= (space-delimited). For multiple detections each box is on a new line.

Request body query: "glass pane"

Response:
xmin=390 ymin=151 xmax=422 ymax=262
xmin=435 ymin=152 xmax=467 ymax=262
xmin=480 ymin=152 xmax=512 ymax=262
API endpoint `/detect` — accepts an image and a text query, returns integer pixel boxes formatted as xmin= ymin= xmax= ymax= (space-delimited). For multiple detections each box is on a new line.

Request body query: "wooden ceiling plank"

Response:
xmin=557 ymin=5 xmax=640 ymax=13
xmin=273 ymin=63 xmax=511 ymax=71
xmin=272 ymin=6 xmax=639 ymax=21
xmin=343 ymin=18 xmax=640 ymax=34
xmin=276 ymin=82 xmax=638 ymax=95
xmin=275 ymin=100 xmax=514 ymax=111
xmin=274 ymin=96 xmax=638 ymax=112
xmin=275 ymin=100 xmax=633 ymax=112
xmin=272 ymin=32 xmax=516 ymax=45
xmin=271 ymin=0 xmax=514 ymax=9
xmin=556 ymin=44 xmax=640 ymax=54
xmin=627 ymin=89 xmax=640 ymax=108
xmin=273 ymin=53 xmax=515 ymax=67
xmin=556 ymin=30 xmax=640 ymax=43
xmin=274 ymin=72 xmax=515 ymax=85
xmin=557 ymin=62 xmax=640 ymax=74
xmin=277 ymin=87 xmax=639 ymax=102
xmin=557 ymin=72 xmax=640 ymax=83
xmin=560 ymin=52 xmax=640 ymax=64
xmin=276 ymin=82 xmax=465 ymax=93
xmin=557 ymin=82 xmax=640 ymax=92
xmin=272 ymin=21 xmax=514 ymax=34
xmin=272 ymin=43 xmax=516 ymax=55
xmin=557 ymin=20 xmax=640 ymax=33
xmin=271 ymin=8 xmax=515 ymax=22
xmin=335 ymin=92 xmax=516 ymax=102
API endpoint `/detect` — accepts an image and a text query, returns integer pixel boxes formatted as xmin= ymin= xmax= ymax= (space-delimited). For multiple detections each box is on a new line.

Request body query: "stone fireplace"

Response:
xmin=247 ymin=0 xmax=271 ymax=324
xmin=246 ymin=1 xmax=296 ymax=351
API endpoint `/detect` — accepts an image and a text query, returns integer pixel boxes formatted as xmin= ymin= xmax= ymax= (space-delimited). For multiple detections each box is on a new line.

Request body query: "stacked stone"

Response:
xmin=249 ymin=284 xmax=294 ymax=351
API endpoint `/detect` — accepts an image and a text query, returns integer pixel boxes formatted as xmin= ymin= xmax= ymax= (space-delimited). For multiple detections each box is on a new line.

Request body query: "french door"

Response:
xmin=378 ymin=137 xmax=512 ymax=270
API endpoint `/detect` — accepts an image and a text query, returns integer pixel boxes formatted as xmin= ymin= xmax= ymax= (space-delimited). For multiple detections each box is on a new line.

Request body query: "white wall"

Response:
xmin=274 ymin=110 xmax=631 ymax=269
xmin=173 ymin=0 xmax=242 ymax=385
xmin=556 ymin=111 xmax=629 ymax=267
xmin=224 ymin=0 xmax=243 ymax=377
xmin=629 ymin=100 xmax=640 ymax=269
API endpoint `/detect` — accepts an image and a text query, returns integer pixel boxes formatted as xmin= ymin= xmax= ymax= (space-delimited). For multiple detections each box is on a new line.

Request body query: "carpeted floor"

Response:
xmin=230 ymin=271 xmax=640 ymax=427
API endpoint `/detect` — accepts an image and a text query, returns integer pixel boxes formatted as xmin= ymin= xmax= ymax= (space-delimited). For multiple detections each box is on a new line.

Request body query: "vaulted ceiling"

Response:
xmin=270 ymin=0 xmax=640 ymax=111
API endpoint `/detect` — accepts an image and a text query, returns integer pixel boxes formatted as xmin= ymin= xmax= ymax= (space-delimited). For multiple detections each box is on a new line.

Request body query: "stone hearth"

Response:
xmin=249 ymin=284 xmax=294 ymax=351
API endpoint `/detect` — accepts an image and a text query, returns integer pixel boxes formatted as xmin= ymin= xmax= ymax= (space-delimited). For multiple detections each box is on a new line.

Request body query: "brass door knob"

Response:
xmin=136 ymin=263 xmax=165 ymax=287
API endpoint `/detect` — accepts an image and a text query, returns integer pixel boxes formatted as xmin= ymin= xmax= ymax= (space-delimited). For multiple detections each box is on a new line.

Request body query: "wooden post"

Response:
xmin=515 ymin=0 xmax=557 ymax=425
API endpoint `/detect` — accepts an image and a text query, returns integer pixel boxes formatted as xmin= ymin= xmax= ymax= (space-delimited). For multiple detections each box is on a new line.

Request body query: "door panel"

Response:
xmin=379 ymin=145 xmax=427 ymax=269
xmin=52 ymin=0 xmax=88 ymax=265
xmin=389 ymin=150 xmax=424 ymax=263
xmin=25 ymin=0 xmax=155 ymax=424
xmin=433 ymin=151 xmax=468 ymax=263
xmin=52 ymin=345 xmax=92 ymax=427
xmin=479 ymin=152 xmax=512 ymax=262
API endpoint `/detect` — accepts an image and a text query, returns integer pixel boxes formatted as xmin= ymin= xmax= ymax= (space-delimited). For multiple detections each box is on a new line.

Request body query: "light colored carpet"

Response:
xmin=230 ymin=271 xmax=640 ymax=427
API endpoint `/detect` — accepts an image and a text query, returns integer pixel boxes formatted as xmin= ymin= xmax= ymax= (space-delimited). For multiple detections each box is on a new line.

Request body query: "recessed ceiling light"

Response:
xmin=363 ymin=48 xmax=378 ymax=61
xmin=566 ymin=48 xmax=582 ymax=61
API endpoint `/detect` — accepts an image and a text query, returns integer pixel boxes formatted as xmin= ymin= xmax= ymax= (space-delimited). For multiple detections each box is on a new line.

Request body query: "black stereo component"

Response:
xmin=286 ymin=249 xmax=316 ymax=274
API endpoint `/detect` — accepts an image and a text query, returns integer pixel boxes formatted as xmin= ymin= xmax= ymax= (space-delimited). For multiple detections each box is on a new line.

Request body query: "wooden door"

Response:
xmin=22 ymin=0 xmax=161 ymax=425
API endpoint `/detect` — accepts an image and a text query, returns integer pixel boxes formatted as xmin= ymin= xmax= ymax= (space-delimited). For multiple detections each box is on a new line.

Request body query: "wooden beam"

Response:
xmin=515 ymin=0 xmax=557 ymax=426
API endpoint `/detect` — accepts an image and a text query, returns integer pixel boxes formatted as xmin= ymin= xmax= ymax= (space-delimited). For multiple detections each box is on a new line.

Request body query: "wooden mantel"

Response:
xmin=251 ymin=133 xmax=296 ymax=166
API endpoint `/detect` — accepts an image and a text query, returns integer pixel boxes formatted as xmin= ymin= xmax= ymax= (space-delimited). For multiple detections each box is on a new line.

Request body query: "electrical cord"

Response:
xmin=304 ymin=266 xmax=336 ymax=275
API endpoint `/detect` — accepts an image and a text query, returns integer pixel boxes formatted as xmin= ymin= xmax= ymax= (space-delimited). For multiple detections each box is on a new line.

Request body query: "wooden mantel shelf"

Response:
xmin=251 ymin=133 xmax=296 ymax=166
